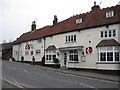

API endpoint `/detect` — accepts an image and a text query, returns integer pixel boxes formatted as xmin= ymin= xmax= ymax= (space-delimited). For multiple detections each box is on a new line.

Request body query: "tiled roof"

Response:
xmin=13 ymin=5 xmax=120 ymax=45
xmin=96 ymin=39 xmax=120 ymax=47
xmin=45 ymin=45 xmax=56 ymax=51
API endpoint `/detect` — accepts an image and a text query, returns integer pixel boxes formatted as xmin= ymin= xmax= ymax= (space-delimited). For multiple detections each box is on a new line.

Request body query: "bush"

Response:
xmin=53 ymin=58 xmax=59 ymax=64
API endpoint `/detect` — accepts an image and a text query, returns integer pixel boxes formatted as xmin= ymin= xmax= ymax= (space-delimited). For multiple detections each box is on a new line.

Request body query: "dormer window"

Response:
xmin=76 ymin=18 xmax=82 ymax=24
xmin=106 ymin=11 xmax=114 ymax=18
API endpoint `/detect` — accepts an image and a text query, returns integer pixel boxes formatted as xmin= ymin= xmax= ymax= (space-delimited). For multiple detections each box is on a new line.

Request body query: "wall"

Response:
xmin=45 ymin=24 xmax=119 ymax=69
xmin=12 ymin=23 xmax=119 ymax=70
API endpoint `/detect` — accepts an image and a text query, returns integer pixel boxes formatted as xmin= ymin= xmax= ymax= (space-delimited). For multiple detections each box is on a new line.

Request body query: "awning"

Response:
xmin=96 ymin=39 xmax=120 ymax=47
xmin=58 ymin=46 xmax=83 ymax=51
xmin=45 ymin=45 xmax=56 ymax=51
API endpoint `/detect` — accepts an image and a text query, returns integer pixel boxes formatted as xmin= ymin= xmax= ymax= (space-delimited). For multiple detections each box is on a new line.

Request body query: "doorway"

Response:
xmin=64 ymin=52 xmax=67 ymax=67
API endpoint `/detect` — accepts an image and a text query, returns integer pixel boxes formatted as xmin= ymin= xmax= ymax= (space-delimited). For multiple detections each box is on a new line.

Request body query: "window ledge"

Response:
xmin=68 ymin=61 xmax=79 ymax=63
xmin=96 ymin=61 xmax=120 ymax=64
xmin=65 ymin=41 xmax=77 ymax=44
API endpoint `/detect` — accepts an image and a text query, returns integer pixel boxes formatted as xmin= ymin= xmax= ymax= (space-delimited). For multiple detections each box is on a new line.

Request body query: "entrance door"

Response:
xmin=64 ymin=52 xmax=67 ymax=67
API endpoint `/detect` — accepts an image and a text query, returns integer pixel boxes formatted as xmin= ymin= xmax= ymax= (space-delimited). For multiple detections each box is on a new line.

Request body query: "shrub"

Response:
xmin=53 ymin=58 xmax=59 ymax=64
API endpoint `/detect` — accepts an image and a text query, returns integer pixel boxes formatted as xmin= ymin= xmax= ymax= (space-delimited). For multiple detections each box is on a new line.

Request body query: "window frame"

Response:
xmin=100 ymin=29 xmax=117 ymax=38
xmin=106 ymin=11 xmax=114 ymax=18
xmin=69 ymin=50 xmax=79 ymax=62
xmin=76 ymin=18 xmax=83 ymax=24
xmin=45 ymin=50 xmax=56 ymax=61
xmin=25 ymin=51 xmax=29 ymax=55
xmin=36 ymin=49 xmax=41 ymax=54
xmin=98 ymin=46 xmax=120 ymax=62
xmin=65 ymin=35 xmax=77 ymax=43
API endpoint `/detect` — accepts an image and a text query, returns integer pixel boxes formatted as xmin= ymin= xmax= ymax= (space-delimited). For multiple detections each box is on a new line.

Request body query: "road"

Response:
xmin=2 ymin=60 xmax=119 ymax=89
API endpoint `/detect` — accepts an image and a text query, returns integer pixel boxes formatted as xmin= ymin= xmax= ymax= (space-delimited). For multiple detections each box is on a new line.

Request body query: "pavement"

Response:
xmin=21 ymin=62 xmax=120 ymax=83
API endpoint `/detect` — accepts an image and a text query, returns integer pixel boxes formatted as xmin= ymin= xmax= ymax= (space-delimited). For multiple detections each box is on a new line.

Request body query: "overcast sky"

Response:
xmin=0 ymin=0 xmax=120 ymax=43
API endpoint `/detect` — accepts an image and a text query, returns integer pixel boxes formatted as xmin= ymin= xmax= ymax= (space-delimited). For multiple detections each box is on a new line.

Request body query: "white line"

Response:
xmin=64 ymin=73 xmax=118 ymax=84
xmin=31 ymin=71 xmax=98 ymax=89
xmin=12 ymin=67 xmax=16 ymax=70
xmin=24 ymin=70 xmax=28 ymax=73
xmin=0 ymin=77 xmax=24 ymax=88
xmin=32 ymin=66 xmax=118 ymax=84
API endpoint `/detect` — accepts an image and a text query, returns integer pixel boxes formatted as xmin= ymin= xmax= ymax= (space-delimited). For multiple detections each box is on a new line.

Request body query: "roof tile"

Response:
xmin=13 ymin=5 xmax=120 ymax=45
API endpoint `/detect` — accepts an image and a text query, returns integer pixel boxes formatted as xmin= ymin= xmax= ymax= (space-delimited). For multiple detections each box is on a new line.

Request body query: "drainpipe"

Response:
xmin=43 ymin=37 xmax=46 ymax=56
xmin=18 ymin=44 xmax=20 ymax=61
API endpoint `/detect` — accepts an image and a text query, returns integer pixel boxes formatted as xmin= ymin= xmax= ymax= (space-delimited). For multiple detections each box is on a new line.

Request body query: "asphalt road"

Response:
xmin=2 ymin=60 xmax=119 ymax=89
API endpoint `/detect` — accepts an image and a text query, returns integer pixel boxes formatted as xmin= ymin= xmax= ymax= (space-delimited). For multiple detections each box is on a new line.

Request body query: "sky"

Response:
xmin=0 ymin=0 xmax=120 ymax=43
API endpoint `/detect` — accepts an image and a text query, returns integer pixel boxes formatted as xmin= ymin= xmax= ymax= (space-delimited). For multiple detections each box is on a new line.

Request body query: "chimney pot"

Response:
xmin=53 ymin=15 xmax=58 ymax=26
xmin=31 ymin=21 xmax=36 ymax=31
xmin=94 ymin=1 xmax=96 ymax=6
xmin=91 ymin=1 xmax=100 ymax=11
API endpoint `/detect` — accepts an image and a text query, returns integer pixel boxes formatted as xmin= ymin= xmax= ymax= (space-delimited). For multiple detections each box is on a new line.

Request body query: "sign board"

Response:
xmin=86 ymin=47 xmax=93 ymax=54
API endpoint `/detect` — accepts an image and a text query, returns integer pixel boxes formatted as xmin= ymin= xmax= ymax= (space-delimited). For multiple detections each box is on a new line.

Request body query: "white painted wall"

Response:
xmin=13 ymin=39 xmax=44 ymax=62
xmin=45 ymin=24 xmax=119 ymax=69
xmin=12 ymin=23 xmax=120 ymax=70
xmin=12 ymin=44 xmax=19 ymax=61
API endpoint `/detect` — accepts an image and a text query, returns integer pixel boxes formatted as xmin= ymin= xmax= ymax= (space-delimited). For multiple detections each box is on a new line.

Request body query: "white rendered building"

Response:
xmin=12 ymin=4 xmax=120 ymax=70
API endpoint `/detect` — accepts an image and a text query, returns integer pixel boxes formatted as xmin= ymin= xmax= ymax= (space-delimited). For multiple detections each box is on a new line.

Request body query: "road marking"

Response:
xmin=7 ymin=61 xmax=118 ymax=85
xmin=11 ymin=77 xmax=18 ymax=84
xmin=81 ymin=75 xmax=119 ymax=84
xmin=63 ymin=73 xmax=118 ymax=84
xmin=24 ymin=70 xmax=28 ymax=73
xmin=31 ymin=66 xmax=119 ymax=84
xmin=55 ymin=78 xmax=100 ymax=90
xmin=0 ymin=76 xmax=24 ymax=88
xmin=12 ymin=67 xmax=16 ymax=70
xmin=30 ymin=71 xmax=98 ymax=89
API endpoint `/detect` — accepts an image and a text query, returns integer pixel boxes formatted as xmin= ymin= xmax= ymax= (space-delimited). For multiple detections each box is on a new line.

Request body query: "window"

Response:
xmin=25 ymin=51 xmax=29 ymax=55
xmin=74 ymin=35 xmax=76 ymax=41
xmin=46 ymin=55 xmax=49 ymax=60
xmin=100 ymin=53 xmax=106 ymax=61
xmin=109 ymin=30 xmax=111 ymax=37
xmin=106 ymin=11 xmax=114 ymax=18
xmin=36 ymin=50 xmax=41 ymax=54
xmin=98 ymin=46 xmax=120 ymax=62
xmin=101 ymin=31 xmax=104 ymax=37
xmin=31 ymin=51 xmax=33 ymax=55
xmin=71 ymin=35 xmax=73 ymax=41
xmin=100 ymin=29 xmax=117 ymax=38
xmin=53 ymin=55 xmax=56 ymax=60
xmin=105 ymin=31 xmax=107 ymax=37
xmin=45 ymin=50 xmax=56 ymax=61
xmin=115 ymin=46 xmax=119 ymax=61
xmin=76 ymin=18 xmax=82 ymax=24
xmin=113 ymin=29 xmax=116 ymax=37
xmin=115 ymin=52 xmax=119 ymax=61
xmin=65 ymin=35 xmax=77 ymax=43
xmin=107 ymin=52 xmax=113 ymax=61
xmin=69 ymin=50 xmax=78 ymax=61
xmin=49 ymin=55 xmax=51 ymax=60
xmin=66 ymin=36 xmax=67 ymax=42
xmin=68 ymin=36 xmax=70 ymax=42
